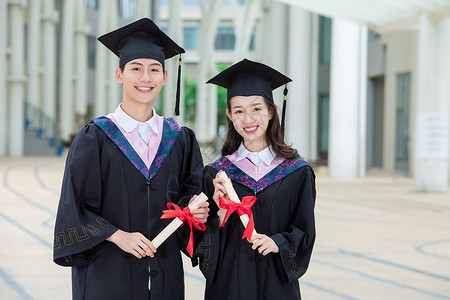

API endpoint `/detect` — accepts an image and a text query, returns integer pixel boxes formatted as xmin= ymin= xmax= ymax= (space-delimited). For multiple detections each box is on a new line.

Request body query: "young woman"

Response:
xmin=197 ymin=59 xmax=316 ymax=300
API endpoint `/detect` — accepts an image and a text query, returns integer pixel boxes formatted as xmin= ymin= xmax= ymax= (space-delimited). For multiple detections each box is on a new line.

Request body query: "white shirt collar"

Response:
xmin=237 ymin=142 xmax=276 ymax=167
xmin=112 ymin=104 xmax=159 ymax=135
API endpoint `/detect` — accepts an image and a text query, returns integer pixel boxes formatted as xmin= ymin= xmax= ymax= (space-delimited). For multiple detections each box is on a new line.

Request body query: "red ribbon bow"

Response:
xmin=219 ymin=196 xmax=256 ymax=240
xmin=160 ymin=202 xmax=206 ymax=258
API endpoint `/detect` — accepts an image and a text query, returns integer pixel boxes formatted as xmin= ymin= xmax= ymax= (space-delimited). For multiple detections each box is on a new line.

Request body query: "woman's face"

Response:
xmin=226 ymin=95 xmax=273 ymax=152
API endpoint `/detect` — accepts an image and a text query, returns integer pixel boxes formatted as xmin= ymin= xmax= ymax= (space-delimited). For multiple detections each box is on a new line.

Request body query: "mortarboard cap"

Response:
xmin=98 ymin=18 xmax=185 ymax=67
xmin=98 ymin=18 xmax=185 ymax=115
xmin=206 ymin=58 xmax=292 ymax=129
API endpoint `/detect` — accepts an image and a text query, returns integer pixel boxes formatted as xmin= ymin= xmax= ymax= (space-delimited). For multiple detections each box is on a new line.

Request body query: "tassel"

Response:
xmin=174 ymin=54 xmax=182 ymax=116
xmin=281 ymin=84 xmax=288 ymax=133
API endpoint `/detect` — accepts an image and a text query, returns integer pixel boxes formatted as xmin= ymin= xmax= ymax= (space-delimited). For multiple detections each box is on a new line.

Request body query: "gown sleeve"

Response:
xmin=171 ymin=127 xmax=206 ymax=259
xmin=53 ymin=125 xmax=119 ymax=267
xmin=270 ymin=166 xmax=316 ymax=282
xmin=192 ymin=166 xmax=221 ymax=279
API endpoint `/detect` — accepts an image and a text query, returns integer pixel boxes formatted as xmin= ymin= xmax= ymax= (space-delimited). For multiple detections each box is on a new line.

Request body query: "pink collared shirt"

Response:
xmin=107 ymin=105 xmax=163 ymax=169
xmin=226 ymin=143 xmax=283 ymax=181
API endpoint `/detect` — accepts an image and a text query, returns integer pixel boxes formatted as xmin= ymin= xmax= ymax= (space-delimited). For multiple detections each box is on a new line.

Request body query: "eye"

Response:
xmin=253 ymin=107 xmax=261 ymax=112
xmin=132 ymin=67 xmax=140 ymax=71
xmin=234 ymin=109 xmax=243 ymax=114
xmin=151 ymin=68 xmax=160 ymax=72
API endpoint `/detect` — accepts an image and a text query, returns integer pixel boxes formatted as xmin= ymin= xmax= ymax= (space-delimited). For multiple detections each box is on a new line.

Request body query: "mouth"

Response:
xmin=135 ymin=86 xmax=154 ymax=92
xmin=243 ymin=126 xmax=258 ymax=133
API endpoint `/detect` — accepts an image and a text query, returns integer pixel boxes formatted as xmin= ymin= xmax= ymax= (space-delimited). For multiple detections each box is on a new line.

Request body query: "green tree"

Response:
xmin=216 ymin=63 xmax=230 ymax=127
xmin=184 ymin=76 xmax=197 ymax=122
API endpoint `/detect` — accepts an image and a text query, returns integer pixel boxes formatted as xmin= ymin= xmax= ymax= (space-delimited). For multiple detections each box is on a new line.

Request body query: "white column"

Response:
xmin=195 ymin=0 xmax=223 ymax=142
xmin=261 ymin=1 xmax=287 ymax=73
xmin=26 ymin=0 xmax=41 ymax=128
xmin=59 ymin=0 xmax=75 ymax=142
xmin=414 ymin=14 xmax=449 ymax=192
xmin=107 ymin=2 xmax=120 ymax=114
xmin=94 ymin=0 xmax=109 ymax=117
xmin=136 ymin=0 xmax=151 ymax=19
xmin=232 ymin=0 xmax=260 ymax=61
xmin=328 ymin=19 xmax=367 ymax=178
xmin=41 ymin=0 xmax=58 ymax=137
xmin=309 ymin=14 xmax=320 ymax=163
xmin=260 ymin=0 xmax=288 ymax=116
xmin=286 ymin=7 xmax=311 ymax=159
xmin=74 ymin=0 xmax=88 ymax=125
xmin=0 ymin=0 xmax=8 ymax=156
xmin=164 ymin=0 xmax=184 ymax=122
xmin=9 ymin=1 xmax=27 ymax=156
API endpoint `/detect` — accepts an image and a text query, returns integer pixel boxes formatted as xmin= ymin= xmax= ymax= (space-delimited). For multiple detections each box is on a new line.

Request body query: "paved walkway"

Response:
xmin=0 ymin=156 xmax=449 ymax=299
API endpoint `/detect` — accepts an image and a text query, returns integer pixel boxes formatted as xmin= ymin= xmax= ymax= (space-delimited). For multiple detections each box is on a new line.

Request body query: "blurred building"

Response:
xmin=0 ymin=0 xmax=449 ymax=192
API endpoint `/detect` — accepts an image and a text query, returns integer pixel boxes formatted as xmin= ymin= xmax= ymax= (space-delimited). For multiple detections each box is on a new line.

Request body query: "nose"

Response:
xmin=242 ymin=111 xmax=254 ymax=123
xmin=140 ymin=70 xmax=152 ymax=82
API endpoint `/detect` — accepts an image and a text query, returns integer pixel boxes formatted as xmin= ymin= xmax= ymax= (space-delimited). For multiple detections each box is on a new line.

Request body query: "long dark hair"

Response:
xmin=221 ymin=97 xmax=300 ymax=159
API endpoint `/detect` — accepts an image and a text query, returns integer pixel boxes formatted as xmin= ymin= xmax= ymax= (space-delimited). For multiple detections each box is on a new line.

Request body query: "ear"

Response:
xmin=162 ymin=69 xmax=168 ymax=85
xmin=226 ymin=109 xmax=232 ymax=121
xmin=115 ymin=67 xmax=123 ymax=84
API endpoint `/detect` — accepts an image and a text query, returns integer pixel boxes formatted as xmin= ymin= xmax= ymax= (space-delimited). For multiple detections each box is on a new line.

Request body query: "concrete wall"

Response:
xmin=382 ymin=30 xmax=417 ymax=175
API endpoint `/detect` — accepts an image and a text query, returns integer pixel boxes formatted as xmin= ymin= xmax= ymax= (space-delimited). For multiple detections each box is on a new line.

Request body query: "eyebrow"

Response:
xmin=231 ymin=102 xmax=264 ymax=109
xmin=129 ymin=62 xmax=162 ymax=67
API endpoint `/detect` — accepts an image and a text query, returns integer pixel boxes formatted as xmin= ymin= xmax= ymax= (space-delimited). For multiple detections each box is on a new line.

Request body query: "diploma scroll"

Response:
xmin=217 ymin=171 xmax=257 ymax=238
xmin=152 ymin=192 xmax=208 ymax=249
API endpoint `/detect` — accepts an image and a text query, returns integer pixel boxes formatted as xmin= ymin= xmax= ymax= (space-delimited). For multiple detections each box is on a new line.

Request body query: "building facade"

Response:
xmin=1 ymin=0 xmax=449 ymax=191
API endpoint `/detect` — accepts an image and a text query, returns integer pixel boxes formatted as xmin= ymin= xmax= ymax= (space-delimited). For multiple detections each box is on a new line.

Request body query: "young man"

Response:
xmin=53 ymin=18 xmax=208 ymax=299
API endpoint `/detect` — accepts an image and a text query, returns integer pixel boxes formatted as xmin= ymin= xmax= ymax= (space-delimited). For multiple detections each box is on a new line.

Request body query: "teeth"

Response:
xmin=244 ymin=126 xmax=257 ymax=132
xmin=136 ymin=87 xmax=152 ymax=91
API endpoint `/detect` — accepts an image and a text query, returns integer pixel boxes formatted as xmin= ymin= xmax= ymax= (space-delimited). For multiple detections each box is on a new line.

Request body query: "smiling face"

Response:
xmin=116 ymin=58 xmax=167 ymax=108
xmin=226 ymin=95 xmax=273 ymax=152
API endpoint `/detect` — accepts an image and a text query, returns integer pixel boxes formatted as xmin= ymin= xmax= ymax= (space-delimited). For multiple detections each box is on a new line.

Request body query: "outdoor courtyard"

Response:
xmin=0 ymin=156 xmax=449 ymax=299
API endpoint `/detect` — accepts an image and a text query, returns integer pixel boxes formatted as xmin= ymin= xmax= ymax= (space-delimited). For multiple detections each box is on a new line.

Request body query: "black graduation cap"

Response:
xmin=207 ymin=58 xmax=292 ymax=130
xmin=98 ymin=18 xmax=185 ymax=115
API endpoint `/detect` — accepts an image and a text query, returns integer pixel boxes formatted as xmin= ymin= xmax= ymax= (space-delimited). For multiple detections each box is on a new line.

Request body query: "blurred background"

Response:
xmin=1 ymin=0 xmax=450 ymax=299
xmin=1 ymin=0 xmax=450 ymax=190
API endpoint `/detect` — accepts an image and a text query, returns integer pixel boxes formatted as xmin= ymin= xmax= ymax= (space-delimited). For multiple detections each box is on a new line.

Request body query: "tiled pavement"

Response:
xmin=1 ymin=156 xmax=449 ymax=299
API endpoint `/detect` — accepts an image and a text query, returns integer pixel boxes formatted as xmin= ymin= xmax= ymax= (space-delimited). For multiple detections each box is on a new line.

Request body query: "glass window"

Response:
xmin=183 ymin=0 xmax=199 ymax=4
xmin=318 ymin=93 xmax=329 ymax=162
xmin=183 ymin=28 xmax=198 ymax=50
xmin=249 ymin=27 xmax=257 ymax=51
xmin=88 ymin=37 xmax=96 ymax=70
xmin=85 ymin=0 xmax=99 ymax=9
xmin=118 ymin=0 xmax=136 ymax=19
xmin=319 ymin=16 xmax=332 ymax=64
xmin=395 ymin=72 xmax=411 ymax=173
xmin=215 ymin=28 xmax=235 ymax=50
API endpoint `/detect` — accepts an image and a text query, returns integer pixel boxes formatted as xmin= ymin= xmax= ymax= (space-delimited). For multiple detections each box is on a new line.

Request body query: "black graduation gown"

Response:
xmin=197 ymin=156 xmax=316 ymax=300
xmin=53 ymin=116 xmax=203 ymax=300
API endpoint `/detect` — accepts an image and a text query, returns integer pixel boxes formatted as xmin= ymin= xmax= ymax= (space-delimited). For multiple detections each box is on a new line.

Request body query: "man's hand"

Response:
xmin=189 ymin=195 xmax=210 ymax=224
xmin=106 ymin=230 xmax=156 ymax=258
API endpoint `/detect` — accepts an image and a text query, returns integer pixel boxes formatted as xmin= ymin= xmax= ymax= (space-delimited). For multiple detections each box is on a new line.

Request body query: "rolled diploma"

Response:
xmin=217 ymin=171 xmax=257 ymax=238
xmin=151 ymin=192 xmax=208 ymax=249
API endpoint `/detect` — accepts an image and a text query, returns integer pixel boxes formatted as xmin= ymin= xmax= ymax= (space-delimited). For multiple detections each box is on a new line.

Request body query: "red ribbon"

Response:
xmin=219 ymin=196 xmax=256 ymax=240
xmin=160 ymin=202 xmax=206 ymax=258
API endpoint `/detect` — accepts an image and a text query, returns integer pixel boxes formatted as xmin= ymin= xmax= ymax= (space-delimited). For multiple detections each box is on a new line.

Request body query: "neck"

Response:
xmin=121 ymin=102 xmax=154 ymax=122
xmin=243 ymin=139 xmax=268 ymax=153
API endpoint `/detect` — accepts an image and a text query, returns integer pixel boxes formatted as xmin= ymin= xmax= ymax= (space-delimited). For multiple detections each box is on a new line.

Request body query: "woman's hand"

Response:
xmin=212 ymin=172 xmax=229 ymax=206
xmin=106 ymin=229 xmax=156 ymax=258
xmin=250 ymin=233 xmax=279 ymax=256
xmin=213 ymin=172 xmax=229 ymax=224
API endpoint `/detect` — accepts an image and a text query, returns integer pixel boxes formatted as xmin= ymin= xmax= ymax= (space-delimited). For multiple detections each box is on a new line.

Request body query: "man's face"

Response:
xmin=116 ymin=58 xmax=167 ymax=106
